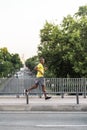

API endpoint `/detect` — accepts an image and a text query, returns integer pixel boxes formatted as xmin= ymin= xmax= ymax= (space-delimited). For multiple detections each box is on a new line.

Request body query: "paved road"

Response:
xmin=0 ymin=112 xmax=87 ymax=130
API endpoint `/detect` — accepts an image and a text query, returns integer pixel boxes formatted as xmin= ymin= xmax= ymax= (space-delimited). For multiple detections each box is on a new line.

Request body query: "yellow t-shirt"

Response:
xmin=36 ymin=63 xmax=44 ymax=78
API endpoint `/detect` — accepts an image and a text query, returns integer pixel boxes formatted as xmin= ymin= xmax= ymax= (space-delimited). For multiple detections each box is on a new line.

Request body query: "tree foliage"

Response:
xmin=25 ymin=56 xmax=38 ymax=73
xmin=25 ymin=5 xmax=87 ymax=78
xmin=0 ymin=47 xmax=23 ymax=77
xmin=37 ymin=5 xmax=87 ymax=78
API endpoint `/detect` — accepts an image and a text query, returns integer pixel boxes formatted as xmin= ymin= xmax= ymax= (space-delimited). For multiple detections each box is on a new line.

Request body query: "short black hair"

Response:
xmin=39 ymin=57 xmax=44 ymax=61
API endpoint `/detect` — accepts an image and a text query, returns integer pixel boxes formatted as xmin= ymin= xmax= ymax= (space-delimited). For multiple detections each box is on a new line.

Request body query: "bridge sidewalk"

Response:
xmin=0 ymin=95 xmax=87 ymax=111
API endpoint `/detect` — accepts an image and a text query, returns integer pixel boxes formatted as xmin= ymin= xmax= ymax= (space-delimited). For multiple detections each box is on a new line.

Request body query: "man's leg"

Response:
xmin=25 ymin=78 xmax=39 ymax=94
xmin=26 ymin=84 xmax=38 ymax=92
xmin=42 ymin=85 xmax=47 ymax=98
xmin=42 ymin=85 xmax=51 ymax=100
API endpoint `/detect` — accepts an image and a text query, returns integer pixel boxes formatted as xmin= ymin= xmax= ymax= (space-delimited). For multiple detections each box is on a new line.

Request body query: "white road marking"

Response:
xmin=36 ymin=124 xmax=87 ymax=127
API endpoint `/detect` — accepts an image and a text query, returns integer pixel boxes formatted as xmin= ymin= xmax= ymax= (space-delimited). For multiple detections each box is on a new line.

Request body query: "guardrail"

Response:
xmin=45 ymin=78 xmax=87 ymax=96
xmin=0 ymin=77 xmax=87 ymax=104
xmin=24 ymin=77 xmax=87 ymax=104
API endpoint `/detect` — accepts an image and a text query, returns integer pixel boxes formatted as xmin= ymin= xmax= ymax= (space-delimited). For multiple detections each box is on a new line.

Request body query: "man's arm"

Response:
xmin=34 ymin=66 xmax=44 ymax=75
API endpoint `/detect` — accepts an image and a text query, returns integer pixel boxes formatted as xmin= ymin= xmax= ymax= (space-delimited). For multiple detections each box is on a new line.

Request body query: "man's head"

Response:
xmin=39 ymin=57 xmax=45 ymax=64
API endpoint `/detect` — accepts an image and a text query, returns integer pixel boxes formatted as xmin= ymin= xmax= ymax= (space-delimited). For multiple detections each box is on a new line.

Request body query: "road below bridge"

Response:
xmin=0 ymin=112 xmax=87 ymax=130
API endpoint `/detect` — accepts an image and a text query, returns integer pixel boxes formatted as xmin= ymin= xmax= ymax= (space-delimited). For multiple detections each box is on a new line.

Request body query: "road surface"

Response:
xmin=0 ymin=111 xmax=87 ymax=130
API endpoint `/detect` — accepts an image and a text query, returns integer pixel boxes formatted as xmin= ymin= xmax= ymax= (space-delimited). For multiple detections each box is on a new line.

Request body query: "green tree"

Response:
xmin=37 ymin=5 xmax=87 ymax=78
xmin=75 ymin=5 xmax=87 ymax=17
xmin=25 ymin=56 xmax=38 ymax=74
xmin=0 ymin=47 xmax=23 ymax=77
xmin=11 ymin=54 xmax=23 ymax=72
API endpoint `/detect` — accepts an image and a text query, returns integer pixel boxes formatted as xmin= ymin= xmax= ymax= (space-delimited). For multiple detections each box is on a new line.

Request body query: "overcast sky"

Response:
xmin=0 ymin=0 xmax=87 ymax=60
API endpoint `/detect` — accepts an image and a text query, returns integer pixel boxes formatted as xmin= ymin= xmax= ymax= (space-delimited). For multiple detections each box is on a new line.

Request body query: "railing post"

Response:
xmin=26 ymin=93 xmax=29 ymax=104
xmin=76 ymin=84 xmax=79 ymax=104
xmin=60 ymin=78 xmax=64 ymax=98
xmin=83 ymin=78 xmax=86 ymax=98
xmin=38 ymin=85 xmax=42 ymax=98
xmin=16 ymin=78 xmax=20 ymax=98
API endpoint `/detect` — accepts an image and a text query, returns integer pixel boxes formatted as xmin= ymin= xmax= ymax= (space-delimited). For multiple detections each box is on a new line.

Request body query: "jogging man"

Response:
xmin=25 ymin=57 xmax=51 ymax=100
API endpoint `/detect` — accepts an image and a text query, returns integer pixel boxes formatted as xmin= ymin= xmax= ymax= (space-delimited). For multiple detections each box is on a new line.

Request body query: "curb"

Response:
xmin=0 ymin=104 xmax=87 ymax=111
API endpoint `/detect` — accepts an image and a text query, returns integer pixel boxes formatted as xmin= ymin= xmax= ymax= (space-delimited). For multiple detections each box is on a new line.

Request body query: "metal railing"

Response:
xmin=45 ymin=78 xmax=86 ymax=95
xmin=0 ymin=77 xmax=87 ymax=104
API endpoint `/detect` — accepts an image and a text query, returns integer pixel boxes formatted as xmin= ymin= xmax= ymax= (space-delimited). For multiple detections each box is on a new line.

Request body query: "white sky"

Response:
xmin=0 ymin=0 xmax=87 ymax=60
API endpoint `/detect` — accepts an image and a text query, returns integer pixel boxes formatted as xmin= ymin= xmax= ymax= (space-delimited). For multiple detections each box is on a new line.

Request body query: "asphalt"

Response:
xmin=0 ymin=95 xmax=87 ymax=111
